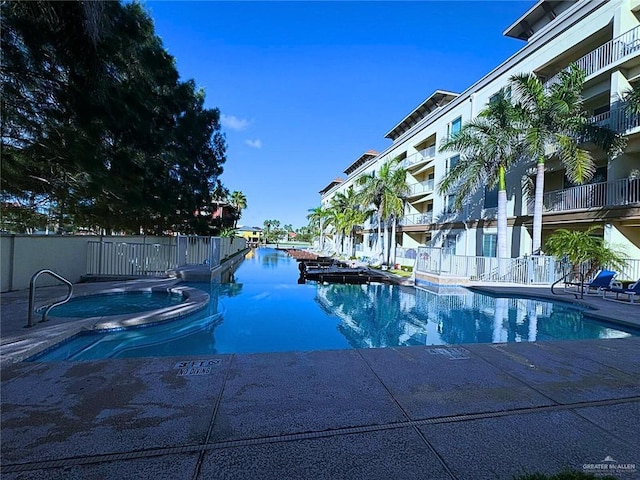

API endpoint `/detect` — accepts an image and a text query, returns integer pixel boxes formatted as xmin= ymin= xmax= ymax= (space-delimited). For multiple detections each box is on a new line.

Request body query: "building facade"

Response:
xmin=320 ymin=0 xmax=640 ymax=265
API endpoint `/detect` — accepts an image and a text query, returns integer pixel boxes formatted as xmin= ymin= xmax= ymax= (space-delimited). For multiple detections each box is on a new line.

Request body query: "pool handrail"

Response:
xmin=27 ymin=269 xmax=73 ymax=328
xmin=551 ymin=270 xmax=584 ymax=299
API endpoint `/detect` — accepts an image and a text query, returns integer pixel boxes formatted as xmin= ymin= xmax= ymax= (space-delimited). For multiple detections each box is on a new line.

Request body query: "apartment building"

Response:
xmin=319 ymin=0 xmax=640 ymax=264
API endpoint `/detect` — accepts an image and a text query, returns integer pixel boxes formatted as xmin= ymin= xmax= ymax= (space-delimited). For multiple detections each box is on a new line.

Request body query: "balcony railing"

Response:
xmin=400 ymin=212 xmax=433 ymax=226
xmin=401 ymin=145 xmax=436 ymax=169
xmin=588 ymin=106 xmax=640 ymax=133
xmin=546 ymin=25 xmax=640 ymax=87
xmin=532 ymin=178 xmax=640 ymax=213
xmin=406 ymin=179 xmax=435 ymax=196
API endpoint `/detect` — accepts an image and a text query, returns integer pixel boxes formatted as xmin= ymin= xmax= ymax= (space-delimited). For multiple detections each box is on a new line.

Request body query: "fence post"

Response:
xmin=176 ymin=235 xmax=187 ymax=267
xmin=98 ymin=236 xmax=104 ymax=275
xmin=142 ymin=236 xmax=147 ymax=275
xmin=209 ymin=237 xmax=221 ymax=268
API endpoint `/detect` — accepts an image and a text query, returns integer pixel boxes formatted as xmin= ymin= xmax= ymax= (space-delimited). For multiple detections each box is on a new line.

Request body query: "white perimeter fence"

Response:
xmin=414 ymin=247 xmax=640 ymax=285
xmin=87 ymin=235 xmax=247 ymax=276
xmin=1 ymin=234 xmax=247 ymax=291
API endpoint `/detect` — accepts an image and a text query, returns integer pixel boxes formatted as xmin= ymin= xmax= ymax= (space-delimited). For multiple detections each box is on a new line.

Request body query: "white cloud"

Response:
xmin=244 ymin=138 xmax=263 ymax=149
xmin=221 ymin=114 xmax=250 ymax=131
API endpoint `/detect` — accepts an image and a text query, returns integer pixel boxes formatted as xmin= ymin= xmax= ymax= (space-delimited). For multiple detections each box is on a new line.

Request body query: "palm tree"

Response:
xmin=263 ymin=219 xmax=279 ymax=244
xmin=228 ymin=191 xmax=247 ymax=227
xmin=307 ymin=206 xmax=328 ymax=251
xmin=324 ymin=206 xmax=347 ymax=254
xmin=438 ymin=88 xmax=522 ymax=262
xmin=510 ymin=63 xmax=625 ymax=255
xmin=380 ymin=166 xmax=409 ymax=266
xmin=335 ymin=186 xmax=370 ymax=257
xmin=356 ymin=159 xmax=407 ymax=264
xmin=622 ymin=82 xmax=640 ymax=116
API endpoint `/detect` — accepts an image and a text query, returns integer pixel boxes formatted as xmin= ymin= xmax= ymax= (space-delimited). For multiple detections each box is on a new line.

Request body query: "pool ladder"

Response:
xmin=27 ymin=269 xmax=73 ymax=328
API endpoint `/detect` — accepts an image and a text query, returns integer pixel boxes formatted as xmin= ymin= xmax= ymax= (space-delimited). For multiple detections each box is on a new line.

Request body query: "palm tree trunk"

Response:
xmin=497 ymin=189 xmax=508 ymax=259
xmin=532 ymin=160 xmax=545 ymax=255
xmin=383 ymin=219 xmax=390 ymax=265
xmin=497 ymin=166 xmax=508 ymax=259
xmin=391 ymin=215 xmax=397 ymax=267
xmin=497 ymin=166 xmax=508 ymax=277
xmin=376 ymin=209 xmax=383 ymax=262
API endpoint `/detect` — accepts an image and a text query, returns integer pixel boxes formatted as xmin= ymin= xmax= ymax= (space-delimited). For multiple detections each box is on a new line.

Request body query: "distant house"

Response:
xmin=196 ymin=201 xmax=238 ymax=232
xmin=237 ymin=226 xmax=263 ymax=245
xmin=209 ymin=201 xmax=237 ymax=224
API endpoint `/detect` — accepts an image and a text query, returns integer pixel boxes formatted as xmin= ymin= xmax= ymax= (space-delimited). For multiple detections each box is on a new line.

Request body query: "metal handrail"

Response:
xmin=551 ymin=271 xmax=584 ymax=299
xmin=27 ymin=269 xmax=73 ymax=328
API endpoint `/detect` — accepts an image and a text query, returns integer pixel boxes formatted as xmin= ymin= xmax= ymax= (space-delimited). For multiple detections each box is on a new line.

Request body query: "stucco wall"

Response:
xmin=1 ymin=235 xmax=174 ymax=292
xmin=1 ymin=235 xmax=93 ymax=292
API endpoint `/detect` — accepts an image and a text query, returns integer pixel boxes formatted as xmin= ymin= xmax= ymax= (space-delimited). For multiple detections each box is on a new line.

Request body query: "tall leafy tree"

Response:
xmin=1 ymin=1 xmax=227 ymax=235
xmin=438 ymin=88 xmax=522 ymax=261
xmin=1 ymin=0 xmax=108 ymax=232
xmin=510 ymin=64 xmax=625 ymax=254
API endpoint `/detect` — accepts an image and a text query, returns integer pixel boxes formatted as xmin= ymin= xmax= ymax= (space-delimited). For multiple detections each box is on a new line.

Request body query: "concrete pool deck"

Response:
xmin=1 ymin=279 xmax=639 ymax=479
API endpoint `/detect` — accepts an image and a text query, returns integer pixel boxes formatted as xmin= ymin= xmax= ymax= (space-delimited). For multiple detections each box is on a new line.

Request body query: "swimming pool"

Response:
xmin=29 ymin=248 xmax=637 ymax=361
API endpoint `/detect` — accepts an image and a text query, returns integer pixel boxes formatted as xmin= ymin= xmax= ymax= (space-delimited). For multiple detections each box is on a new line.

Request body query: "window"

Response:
xmin=489 ymin=86 xmax=511 ymax=104
xmin=446 ymin=155 xmax=459 ymax=174
xmin=444 ymin=194 xmax=456 ymax=214
xmin=482 ymin=234 xmax=497 ymax=257
xmin=443 ymin=234 xmax=457 ymax=254
xmin=484 ymin=186 xmax=498 ymax=209
xmin=447 ymin=116 xmax=462 ymax=138
xmin=592 ymin=105 xmax=610 ymax=116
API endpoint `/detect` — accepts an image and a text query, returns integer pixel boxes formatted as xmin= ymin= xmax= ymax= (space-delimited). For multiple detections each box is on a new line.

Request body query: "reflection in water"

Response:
xmin=316 ymin=283 xmax=633 ymax=348
xmin=261 ymin=251 xmax=281 ymax=268
xmin=33 ymin=248 xmax=636 ymax=361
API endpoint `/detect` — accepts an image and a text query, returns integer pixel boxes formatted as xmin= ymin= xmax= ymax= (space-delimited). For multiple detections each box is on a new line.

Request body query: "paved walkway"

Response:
xmin=1 ymin=280 xmax=639 ymax=479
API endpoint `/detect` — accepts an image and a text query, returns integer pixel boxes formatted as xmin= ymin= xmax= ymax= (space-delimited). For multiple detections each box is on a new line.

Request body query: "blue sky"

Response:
xmin=145 ymin=1 xmax=536 ymax=229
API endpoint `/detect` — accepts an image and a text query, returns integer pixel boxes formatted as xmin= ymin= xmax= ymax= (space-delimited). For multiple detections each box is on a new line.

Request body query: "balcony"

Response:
xmin=400 ymin=212 xmax=433 ymax=226
xmin=406 ymin=179 xmax=435 ymax=197
xmin=401 ymin=145 xmax=436 ymax=170
xmin=588 ymin=106 xmax=640 ymax=134
xmin=546 ymin=25 xmax=640 ymax=87
xmin=530 ymin=178 xmax=640 ymax=213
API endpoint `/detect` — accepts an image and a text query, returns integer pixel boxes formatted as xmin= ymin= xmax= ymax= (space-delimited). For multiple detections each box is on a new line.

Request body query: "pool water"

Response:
xmin=42 ymin=291 xmax=185 ymax=318
xmin=29 ymin=248 xmax=637 ymax=361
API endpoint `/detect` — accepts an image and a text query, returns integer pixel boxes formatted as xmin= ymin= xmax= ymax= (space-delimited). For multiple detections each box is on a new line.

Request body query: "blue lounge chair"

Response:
xmin=582 ymin=269 xmax=618 ymax=294
xmin=602 ymin=279 xmax=640 ymax=304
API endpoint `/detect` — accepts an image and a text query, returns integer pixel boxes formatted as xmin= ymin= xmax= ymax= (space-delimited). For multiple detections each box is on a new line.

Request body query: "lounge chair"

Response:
xmin=581 ymin=269 xmax=618 ymax=294
xmin=602 ymin=279 xmax=640 ymax=304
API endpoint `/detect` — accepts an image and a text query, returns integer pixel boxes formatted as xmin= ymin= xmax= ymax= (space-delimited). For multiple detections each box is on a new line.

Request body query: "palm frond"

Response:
xmin=556 ymin=135 xmax=594 ymax=184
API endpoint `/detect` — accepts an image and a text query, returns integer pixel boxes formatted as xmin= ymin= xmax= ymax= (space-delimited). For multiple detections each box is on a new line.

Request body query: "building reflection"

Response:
xmin=314 ymin=283 xmax=618 ymax=347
